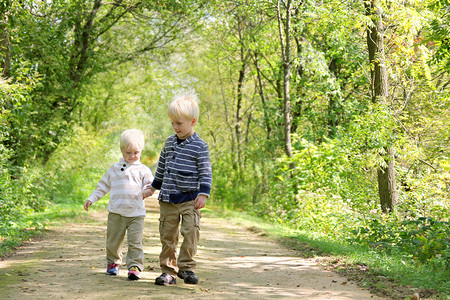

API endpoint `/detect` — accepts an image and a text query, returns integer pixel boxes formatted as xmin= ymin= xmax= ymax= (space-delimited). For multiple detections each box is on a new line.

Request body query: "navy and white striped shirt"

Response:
xmin=151 ymin=132 xmax=212 ymax=204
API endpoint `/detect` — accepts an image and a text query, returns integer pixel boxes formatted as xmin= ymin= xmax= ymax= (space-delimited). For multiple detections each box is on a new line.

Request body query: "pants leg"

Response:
xmin=178 ymin=201 xmax=201 ymax=271
xmin=106 ymin=212 xmax=126 ymax=265
xmin=126 ymin=216 xmax=145 ymax=271
xmin=159 ymin=201 xmax=180 ymax=276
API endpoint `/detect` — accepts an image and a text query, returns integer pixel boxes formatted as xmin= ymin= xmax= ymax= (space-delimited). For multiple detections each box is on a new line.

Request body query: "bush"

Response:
xmin=351 ymin=214 xmax=449 ymax=267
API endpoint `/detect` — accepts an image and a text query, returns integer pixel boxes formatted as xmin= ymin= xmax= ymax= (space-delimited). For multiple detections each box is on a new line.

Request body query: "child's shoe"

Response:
xmin=106 ymin=263 xmax=119 ymax=275
xmin=155 ymin=273 xmax=176 ymax=285
xmin=177 ymin=270 xmax=198 ymax=284
xmin=128 ymin=266 xmax=141 ymax=280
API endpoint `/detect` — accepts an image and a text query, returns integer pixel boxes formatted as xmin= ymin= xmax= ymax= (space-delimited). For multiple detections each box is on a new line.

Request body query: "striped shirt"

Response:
xmin=151 ymin=132 xmax=212 ymax=204
xmin=87 ymin=158 xmax=154 ymax=217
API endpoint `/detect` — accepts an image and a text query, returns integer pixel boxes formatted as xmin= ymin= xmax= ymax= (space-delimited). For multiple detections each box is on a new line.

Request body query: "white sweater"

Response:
xmin=87 ymin=158 xmax=154 ymax=217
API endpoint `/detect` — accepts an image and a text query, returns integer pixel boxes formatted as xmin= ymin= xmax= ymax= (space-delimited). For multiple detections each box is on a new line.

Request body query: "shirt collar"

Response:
xmin=172 ymin=132 xmax=198 ymax=145
xmin=117 ymin=157 xmax=141 ymax=167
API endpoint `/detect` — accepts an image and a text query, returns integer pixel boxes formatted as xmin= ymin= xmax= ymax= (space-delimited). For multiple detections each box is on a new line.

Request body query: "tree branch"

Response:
xmin=96 ymin=1 xmax=142 ymax=40
xmin=418 ymin=159 xmax=437 ymax=170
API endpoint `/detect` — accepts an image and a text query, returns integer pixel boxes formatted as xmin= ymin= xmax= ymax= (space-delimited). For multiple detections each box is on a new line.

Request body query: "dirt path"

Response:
xmin=0 ymin=195 xmax=386 ymax=299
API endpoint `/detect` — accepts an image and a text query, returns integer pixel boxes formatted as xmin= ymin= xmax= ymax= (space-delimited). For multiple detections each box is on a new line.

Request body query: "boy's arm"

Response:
xmin=88 ymin=176 xmax=111 ymax=203
xmin=141 ymin=188 xmax=154 ymax=199
xmin=142 ymin=168 xmax=154 ymax=187
xmin=197 ymin=143 xmax=212 ymax=198
xmin=141 ymin=168 xmax=155 ymax=199
xmin=85 ymin=168 xmax=111 ymax=210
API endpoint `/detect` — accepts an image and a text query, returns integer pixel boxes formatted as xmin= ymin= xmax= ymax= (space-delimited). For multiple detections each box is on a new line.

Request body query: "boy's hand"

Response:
xmin=194 ymin=194 xmax=207 ymax=209
xmin=142 ymin=187 xmax=155 ymax=199
xmin=84 ymin=200 xmax=92 ymax=211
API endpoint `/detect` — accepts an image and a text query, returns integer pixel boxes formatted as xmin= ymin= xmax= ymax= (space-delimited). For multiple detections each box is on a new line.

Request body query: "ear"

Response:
xmin=191 ymin=118 xmax=197 ymax=126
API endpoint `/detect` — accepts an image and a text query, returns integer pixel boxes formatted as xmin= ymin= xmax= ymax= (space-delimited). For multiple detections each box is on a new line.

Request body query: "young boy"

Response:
xmin=146 ymin=93 xmax=212 ymax=285
xmin=84 ymin=129 xmax=153 ymax=281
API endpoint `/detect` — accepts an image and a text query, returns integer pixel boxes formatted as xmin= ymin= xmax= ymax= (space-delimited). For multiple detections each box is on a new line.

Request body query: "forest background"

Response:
xmin=1 ymin=0 xmax=449 ymax=296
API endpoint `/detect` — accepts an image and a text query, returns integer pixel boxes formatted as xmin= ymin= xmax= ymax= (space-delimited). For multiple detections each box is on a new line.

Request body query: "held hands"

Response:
xmin=84 ymin=200 xmax=92 ymax=211
xmin=142 ymin=187 xmax=156 ymax=199
xmin=194 ymin=194 xmax=207 ymax=209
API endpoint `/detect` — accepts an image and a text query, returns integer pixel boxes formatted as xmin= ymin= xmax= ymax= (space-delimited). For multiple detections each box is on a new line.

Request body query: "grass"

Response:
xmin=203 ymin=204 xmax=449 ymax=300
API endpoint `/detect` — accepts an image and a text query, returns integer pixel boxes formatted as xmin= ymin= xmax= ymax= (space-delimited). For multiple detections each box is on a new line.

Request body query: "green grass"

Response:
xmin=203 ymin=204 xmax=450 ymax=298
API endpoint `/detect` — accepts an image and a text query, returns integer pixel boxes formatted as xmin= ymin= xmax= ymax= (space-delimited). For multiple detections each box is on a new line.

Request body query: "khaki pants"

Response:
xmin=106 ymin=212 xmax=145 ymax=271
xmin=159 ymin=200 xmax=201 ymax=276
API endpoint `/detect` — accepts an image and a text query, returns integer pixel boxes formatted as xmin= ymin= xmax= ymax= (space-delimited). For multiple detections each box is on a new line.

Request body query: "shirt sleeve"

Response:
xmin=87 ymin=167 xmax=112 ymax=203
xmin=142 ymin=167 xmax=154 ymax=188
xmin=197 ymin=143 xmax=212 ymax=197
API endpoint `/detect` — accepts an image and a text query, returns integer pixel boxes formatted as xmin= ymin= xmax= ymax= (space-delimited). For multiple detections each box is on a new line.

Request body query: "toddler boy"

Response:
xmin=84 ymin=129 xmax=153 ymax=280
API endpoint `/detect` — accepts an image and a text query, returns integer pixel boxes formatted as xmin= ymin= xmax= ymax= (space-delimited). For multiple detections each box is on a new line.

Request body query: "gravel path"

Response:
xmin=0 ymin=195 xmax=386 ymax=299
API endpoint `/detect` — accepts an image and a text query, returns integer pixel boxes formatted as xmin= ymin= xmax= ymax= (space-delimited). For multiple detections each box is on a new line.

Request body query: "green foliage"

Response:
xmin=253 ymin=135 xmax=377 ymax=237
xmin=1 ymin=0 xmax=449 ymax=294
xmin=46 ymin=126 xmax=121 ymax=201
xmin=401 ymin=217 xmax=449 ymax=265
xmin=0 ymin=79 xmax=51 ymax=247
xmin=341 ymin=103 xmax=399 ymax=160
xmin=0 ymin=163 xmax=57 ymax=252
xmin=352 ymin=215 xmax=449 ymax=269
xmin=201 ymin=3 xmax=449 ymax=294
xmin=2 ymin=0 xmax=200 ymax=167
xmin=428 ymin=0 xmax=450 ymax=71
xmin=398 ymin=159 xmax=450 ymax=221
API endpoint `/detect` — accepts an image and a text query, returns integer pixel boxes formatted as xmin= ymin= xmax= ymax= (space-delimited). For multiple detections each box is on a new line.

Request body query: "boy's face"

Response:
xmin=122 ymin=147 xmax=142 ymax=164
xmin=170 ymin=116 xmax=196 ymax=140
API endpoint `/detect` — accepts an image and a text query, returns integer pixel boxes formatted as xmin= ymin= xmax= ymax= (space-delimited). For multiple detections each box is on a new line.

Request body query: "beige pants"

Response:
xmin=106 ymin=212 xmax=145 ymax=271
xmin=158 ymin=200 xmax=201 ymax=276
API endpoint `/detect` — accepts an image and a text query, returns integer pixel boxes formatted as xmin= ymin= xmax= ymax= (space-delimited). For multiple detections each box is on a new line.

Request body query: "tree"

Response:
xmin=277 ymin=0 xmax=293 ymax=158
xmin=365 ymin=0 xmax=398 ymax=212
xmin=2 ymin=0 xmax=201 ymax=166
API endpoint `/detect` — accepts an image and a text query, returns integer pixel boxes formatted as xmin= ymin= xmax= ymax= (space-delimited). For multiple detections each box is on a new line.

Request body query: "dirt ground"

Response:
xmin=0 ymin=195 xmax=387 ymax=299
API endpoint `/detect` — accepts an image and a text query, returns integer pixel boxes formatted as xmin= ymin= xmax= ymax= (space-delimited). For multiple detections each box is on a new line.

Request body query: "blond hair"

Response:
xmin=168 ymin=93 xmax=200 ymax=121
xmin=120 ymin=129 xmax=145 ymax=151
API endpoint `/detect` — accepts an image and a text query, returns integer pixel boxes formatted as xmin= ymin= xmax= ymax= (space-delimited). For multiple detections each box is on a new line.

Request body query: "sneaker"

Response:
xmin=106 ymin=264 xmax=119 ymax=275
xmin=128 ymin=266 xmax=141 ymax=280
xmin=177 ymin=270 xmax=198 ymax=284
xmin=155 ymin=273 xmax=176 ymax=285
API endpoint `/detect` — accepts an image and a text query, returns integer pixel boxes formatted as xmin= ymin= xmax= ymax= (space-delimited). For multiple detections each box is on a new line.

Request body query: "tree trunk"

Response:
xmin=327 ymin=57 xmax=339 ymax=137
xmin=253 ymin=51 xmax=272 ymax=139
xmin=236 ymin=58 xmax=245 ymax=177
xmin=235 ymin=16 xmax=247 ymax=178
xmin=377 ymin=147 xmax=398 ymax=212
xmin=69 ymin=0 xmax=102 ymax=89
xmin=290 ymin=7 xmax=304 ymax=134
xmin=277 ymin=0 xmax=293 ymax=158
xmin=0 ymin=22 xmax=11 ymax=78
xmin=365 ymin=0 xmax=398 ymax=213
